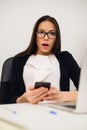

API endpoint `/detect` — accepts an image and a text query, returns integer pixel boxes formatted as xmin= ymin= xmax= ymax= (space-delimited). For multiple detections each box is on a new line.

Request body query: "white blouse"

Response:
xmin=23 ymin=54 xmax=60 ymax=90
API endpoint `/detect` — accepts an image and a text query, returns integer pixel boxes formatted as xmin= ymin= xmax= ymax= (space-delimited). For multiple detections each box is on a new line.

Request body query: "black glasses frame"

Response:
xmin=36 ymin=31 xmax=57 ymax=39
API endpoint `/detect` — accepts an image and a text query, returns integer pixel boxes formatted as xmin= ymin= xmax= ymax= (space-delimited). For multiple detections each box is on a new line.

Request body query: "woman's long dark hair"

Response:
xmin=17 ymin=15 xmax=61 ymax=57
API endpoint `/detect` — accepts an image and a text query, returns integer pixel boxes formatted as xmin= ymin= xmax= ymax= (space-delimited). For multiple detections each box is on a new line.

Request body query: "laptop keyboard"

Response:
xmin=63 ymin=105 xmax=76 ymax=109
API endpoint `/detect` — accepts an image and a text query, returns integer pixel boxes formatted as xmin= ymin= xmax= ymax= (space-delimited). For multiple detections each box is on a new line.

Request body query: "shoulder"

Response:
xmin=56 ymin=51 xmax=78 ymax=67
xmin=58 ymin=51 xmax=72 ymax=56
xmin=56 ymin=51 xmax=73 ymax=61
xmin=12 ymin=54 xmax=31 ymax=67
xmin=56 ymin=51 xmax=80 ymax=69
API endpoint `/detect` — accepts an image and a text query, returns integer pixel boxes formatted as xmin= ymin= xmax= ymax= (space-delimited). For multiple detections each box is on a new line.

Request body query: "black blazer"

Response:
xmin=0 ymin=51 xmax=80 ymax=104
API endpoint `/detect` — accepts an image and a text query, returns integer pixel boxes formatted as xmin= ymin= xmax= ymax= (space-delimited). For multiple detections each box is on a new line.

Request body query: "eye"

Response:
xmin=37 ymin=30 xmax=45 ymax=34
xmin=49 ymin=32 xmax=56 ymax=36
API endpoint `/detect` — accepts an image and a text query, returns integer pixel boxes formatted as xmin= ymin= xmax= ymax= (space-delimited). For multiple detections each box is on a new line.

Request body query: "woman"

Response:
xmin=1 ymin=15 xmax=80 ymax=104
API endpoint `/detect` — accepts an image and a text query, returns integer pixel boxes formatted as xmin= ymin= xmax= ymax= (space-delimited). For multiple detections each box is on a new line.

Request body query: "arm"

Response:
xmin=68 ymin=52 xmax=81 ymax=90
xmin=57 ymin=51 xmax=80 ymax=91
xmin=43 ymin=87 xmax=78 ymax=103
xmin=42 ymin=52 xmax=80 ymax=103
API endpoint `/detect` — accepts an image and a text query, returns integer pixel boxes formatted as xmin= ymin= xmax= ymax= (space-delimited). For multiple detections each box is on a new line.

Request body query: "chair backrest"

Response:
xmin=0 ymin=57 xmax=13 ymax=104
xmin=1 ymin=57 xmax=13 ymax=82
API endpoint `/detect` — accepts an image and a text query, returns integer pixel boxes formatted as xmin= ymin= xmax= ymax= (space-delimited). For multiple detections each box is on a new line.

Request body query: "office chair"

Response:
xmin=0 ymin=57 xmax=13 ymax=104
xmin=1 ymin=57 xmax=13 ymax=82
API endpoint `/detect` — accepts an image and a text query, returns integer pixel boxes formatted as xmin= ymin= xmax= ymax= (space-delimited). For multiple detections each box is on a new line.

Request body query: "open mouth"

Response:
xmin=42 ymin=43 xmax=49 ymax=46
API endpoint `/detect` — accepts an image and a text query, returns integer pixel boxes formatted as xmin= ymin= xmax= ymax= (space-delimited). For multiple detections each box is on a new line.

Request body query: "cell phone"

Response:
xmin=35 ymin=82 xmax=51 ymax=90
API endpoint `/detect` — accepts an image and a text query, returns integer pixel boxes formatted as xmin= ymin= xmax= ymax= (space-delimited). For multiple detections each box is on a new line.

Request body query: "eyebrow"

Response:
xmin=37 ymin=29 xmax=56 ymax=32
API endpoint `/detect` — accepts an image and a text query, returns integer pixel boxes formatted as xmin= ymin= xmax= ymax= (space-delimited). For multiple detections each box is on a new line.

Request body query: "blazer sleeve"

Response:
xmin=68 ymin=52 xmax=81 ymax=89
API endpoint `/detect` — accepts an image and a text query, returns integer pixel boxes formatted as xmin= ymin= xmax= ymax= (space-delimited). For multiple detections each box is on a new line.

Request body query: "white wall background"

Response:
xmin=0 ymin=0 xmax=87 ymax=88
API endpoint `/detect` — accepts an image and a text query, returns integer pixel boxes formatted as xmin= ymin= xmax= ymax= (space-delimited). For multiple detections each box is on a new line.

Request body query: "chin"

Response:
xmin=42 ymin=51 xmax=51 ymax=55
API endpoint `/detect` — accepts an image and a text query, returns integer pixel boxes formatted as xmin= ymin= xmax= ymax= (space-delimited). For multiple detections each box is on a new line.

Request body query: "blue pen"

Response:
xmin=49 ymin=110 xmax=58 ymax=115
xmin=1 ymin=106 xmax=17 ymax=114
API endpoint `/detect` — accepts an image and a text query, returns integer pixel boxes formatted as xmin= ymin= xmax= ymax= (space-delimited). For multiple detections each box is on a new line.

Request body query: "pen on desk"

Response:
xmin=49 ymin=110 xmax=58 ymax=115
xmin=1 ymin=106 xmax=17 ymax=114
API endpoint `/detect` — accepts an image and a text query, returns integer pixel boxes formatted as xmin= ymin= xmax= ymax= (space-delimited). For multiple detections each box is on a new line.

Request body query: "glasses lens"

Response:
xmin=36 ymin=31 xmax=45 ymax=38
xmin=48 ymin=32 xmax=57 ymax=38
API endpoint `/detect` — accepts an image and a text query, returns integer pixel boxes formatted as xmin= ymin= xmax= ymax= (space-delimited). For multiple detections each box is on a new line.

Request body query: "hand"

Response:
xmin=42 ymin=87 xmax=78 ymax=103
xmin=16 ymin=86 xmax=49 ymax=104
xmin=42 ymin=87 xmax=62 ymax=102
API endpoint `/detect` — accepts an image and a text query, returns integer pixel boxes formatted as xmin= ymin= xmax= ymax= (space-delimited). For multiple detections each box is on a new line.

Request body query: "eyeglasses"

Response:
xmin=36 ymin=30 xmax=57 ymax=39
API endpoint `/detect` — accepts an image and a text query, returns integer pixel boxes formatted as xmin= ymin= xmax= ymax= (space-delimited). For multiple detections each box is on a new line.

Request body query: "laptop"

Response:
xmin=46 ymin=49 xmax=87 ymax=114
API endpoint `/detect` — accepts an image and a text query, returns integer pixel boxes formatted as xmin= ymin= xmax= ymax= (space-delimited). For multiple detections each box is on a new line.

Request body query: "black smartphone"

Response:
xmin=35 ymin=82 xmax=51 ymax=90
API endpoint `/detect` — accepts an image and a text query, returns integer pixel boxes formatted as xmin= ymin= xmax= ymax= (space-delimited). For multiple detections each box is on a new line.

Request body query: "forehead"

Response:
xmin=37 ymin=21 xmax=56 ymax=31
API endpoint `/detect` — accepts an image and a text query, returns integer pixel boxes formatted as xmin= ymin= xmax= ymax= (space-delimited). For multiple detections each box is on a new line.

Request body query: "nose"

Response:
xmin=44 ymin=34 xmax=49 ymax=40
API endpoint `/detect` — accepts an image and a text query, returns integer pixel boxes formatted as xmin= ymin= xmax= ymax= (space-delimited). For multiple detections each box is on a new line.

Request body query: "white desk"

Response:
xmin=0 ymin=103 xmax=87 ymax=130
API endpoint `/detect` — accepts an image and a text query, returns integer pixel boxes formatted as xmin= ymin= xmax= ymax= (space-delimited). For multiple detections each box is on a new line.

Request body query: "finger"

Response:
xmin=27 ymin=87 xmax=49 ymax=103
xmin=28 ymin=91 xmax=48 ymax=104
xmin=29 ymin=87 xmax=48 ymax=97
xmin=48 ymin=89 xmax=58 ymax=96
xmin=28 ymin=86 xmax=34 ymax=90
